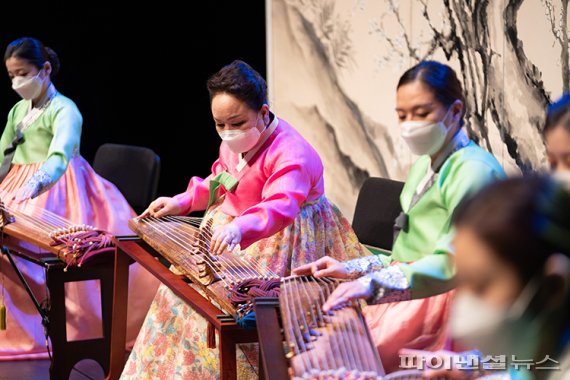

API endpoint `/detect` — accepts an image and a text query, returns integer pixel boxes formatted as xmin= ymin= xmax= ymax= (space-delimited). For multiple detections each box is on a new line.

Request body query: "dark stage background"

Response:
xmin=0 ymin=1 xmax=266 ymax=201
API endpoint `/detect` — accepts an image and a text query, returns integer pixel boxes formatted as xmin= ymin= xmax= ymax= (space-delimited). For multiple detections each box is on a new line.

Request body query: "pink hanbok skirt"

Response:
xmin=0 ymin=156 xmax=159 ymax=360
xmin=362 ymin=290 xmax=454 ymax=373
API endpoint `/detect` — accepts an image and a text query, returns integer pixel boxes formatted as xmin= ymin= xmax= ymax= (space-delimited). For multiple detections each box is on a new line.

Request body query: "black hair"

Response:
xmin=207 ymin=60 xmax=267 ymax=111
xmin=544 ymin=93 xmax=570 ymax=135
xmin=453 ymin=176 xmax=570 ymax=283
xmin=397 ymin=60 xmax=465 ymax=121
xmin=4 ymin=37 xmax=60 ymax=77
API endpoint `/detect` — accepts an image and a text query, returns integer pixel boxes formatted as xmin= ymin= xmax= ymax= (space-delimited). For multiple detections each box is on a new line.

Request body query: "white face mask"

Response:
xmin=553 ymin=170 xmax=570 ymax=192
xmin=12 ymin=69 xmax=45 ymax=100
xmin=400 ymin=107 xmax=454 ymax=156
xmin=451 ymin=279 xmax=542 ymax=358
xmin=218 ymin=118 xmax=262 ymax=154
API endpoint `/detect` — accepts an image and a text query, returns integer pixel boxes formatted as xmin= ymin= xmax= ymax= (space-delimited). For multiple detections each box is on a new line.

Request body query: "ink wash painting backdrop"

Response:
xmin=266 ymin=0 xmax=569 ymax=218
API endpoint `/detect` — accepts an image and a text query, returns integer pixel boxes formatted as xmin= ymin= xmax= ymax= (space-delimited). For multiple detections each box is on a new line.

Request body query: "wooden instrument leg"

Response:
xmin=2 ymin=239 xmax=116 ymax=379
xmin=45 ymin=262 xmax=70 ymax=380
xmin=258 ymin=351 xmax=265 ymax=380
xmin=253 ymin=297 xmax=289 ymax=380
xmin=219 ymin=333 xmax=237 ymax=380
xmin=46 ymin=259 xmax=114 ymax=380
xmin=107 ymin=245 xmax=130 ymax=380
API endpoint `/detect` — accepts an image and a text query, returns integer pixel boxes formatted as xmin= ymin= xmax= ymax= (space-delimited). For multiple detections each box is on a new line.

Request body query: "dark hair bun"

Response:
xmin=44 ymin=46 xmax=60 ymax=77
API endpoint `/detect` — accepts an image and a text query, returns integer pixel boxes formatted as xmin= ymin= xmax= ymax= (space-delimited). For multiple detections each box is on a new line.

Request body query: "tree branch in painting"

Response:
xmin=372 ymin=0 xmax=566 ymax=171
xmin=540 ymin=0 xmax=569 ymax=92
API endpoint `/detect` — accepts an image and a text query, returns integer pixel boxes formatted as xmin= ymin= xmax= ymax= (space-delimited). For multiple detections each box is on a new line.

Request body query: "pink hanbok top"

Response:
xmin=174 ymin=116 xmax=324 ymax=249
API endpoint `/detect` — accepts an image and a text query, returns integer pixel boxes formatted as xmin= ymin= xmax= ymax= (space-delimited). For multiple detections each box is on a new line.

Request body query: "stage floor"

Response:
xmin=0 ymin=358 xmax=105 ymax=380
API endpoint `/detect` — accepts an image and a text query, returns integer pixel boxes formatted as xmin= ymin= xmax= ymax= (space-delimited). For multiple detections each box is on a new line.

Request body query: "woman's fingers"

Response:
xmin=140 ymin=199 xmax=161 ymax=218
xmin=210 ymin=232 xmax=223 ymax=255
xmin=15 ymin=185 xmax=33 ymax=203
xmin=322 ymin=283 xmax=352 ymax=311
xmin=153 ymin=205 xmax=170 ymax=218
xmin=292 ymin=262 xmax=314 ymax=275
xmin=140 ymin=197 xmax=180 ymax=218
xmin=292 ymin=256 xmax=339 ymax=276
xmin=138 ymin=208 xmax=151 ymax=218
xmin=214 ymin=239 xmax=229 ymax=255
xmin=322 ymin=281 xmax=371 ymax=312
xmin=313 ymin=263 xmax=343 ymax=278
xmin=210 ymin=224 xmax=241 ymax=255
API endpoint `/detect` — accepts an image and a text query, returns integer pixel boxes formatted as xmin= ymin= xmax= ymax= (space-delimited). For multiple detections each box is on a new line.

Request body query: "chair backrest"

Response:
xmin=352 ymin=177 xmax=405 ymax=251
xmin=93 ymin=143 xmax=160 ymax=214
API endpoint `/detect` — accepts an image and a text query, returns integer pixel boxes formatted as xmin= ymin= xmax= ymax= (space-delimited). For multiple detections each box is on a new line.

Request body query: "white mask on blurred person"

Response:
xmin=553 ymin=170 xmax=570 ymax=192
xmin=450 ymin=279 xmax=542 ymax=358
xmin=219 ymin=121 xmax=262 ymax=154
xmin=12 ymin=70 xmax=44 ymax=100
xmin=400 ymin=107 xmax=454 ymax=156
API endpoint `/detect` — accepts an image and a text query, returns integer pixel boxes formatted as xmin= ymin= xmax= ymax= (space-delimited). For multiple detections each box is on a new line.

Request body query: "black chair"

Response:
xmin=352 ymin=177 xmax=405 ymax=252
xmin=93 ymin=143 xmax=161 ymax=214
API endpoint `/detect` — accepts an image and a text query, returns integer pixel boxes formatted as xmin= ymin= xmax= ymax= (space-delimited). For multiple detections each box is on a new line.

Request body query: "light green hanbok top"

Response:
xmin=347 ymin=134 xmax=506 ymax=302
xmin=0 ymin=87 xmax=82 ymax=190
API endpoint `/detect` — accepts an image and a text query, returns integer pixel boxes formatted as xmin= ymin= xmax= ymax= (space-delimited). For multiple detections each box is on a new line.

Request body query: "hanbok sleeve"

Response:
xmin=0 ymin=107 xmax=18 ymax=163
xmin=24 ymin=102 xmax=82 ymax=198
xmin=342 ymin=254 xmax=392 ymax=279
xmin=173 ymin=159 xmax=225 ymax=215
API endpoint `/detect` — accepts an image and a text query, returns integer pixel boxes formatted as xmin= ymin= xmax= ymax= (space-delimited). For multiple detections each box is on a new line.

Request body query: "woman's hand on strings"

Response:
xmin=210 ymin=223 xmax=241 ymax=255
xmin=140 ymin=197 xmax=182 ymax=218
xmin=14 ymin=182 xmax=38 ymax=203
xmin=14 ymin=170 xmax=53 ymax=202
xmin=321 ymin=280 xmax=372 ymax=312
xmin=292 ymin=256 xmax=349 ymax=279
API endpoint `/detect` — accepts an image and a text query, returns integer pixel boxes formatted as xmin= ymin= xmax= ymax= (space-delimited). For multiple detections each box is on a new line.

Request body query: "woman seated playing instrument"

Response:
xmin=0 ymin=37 xmax=157 ymax=359
xmin=294 ymin=60 xmax=506 ymax=373
xmin=121 ymin=60 xmax=366 ymax=378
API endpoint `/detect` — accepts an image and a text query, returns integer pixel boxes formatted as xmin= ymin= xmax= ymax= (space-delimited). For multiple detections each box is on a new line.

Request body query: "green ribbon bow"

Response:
xmin=207 ymin=171 xmax=239 ymax=209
